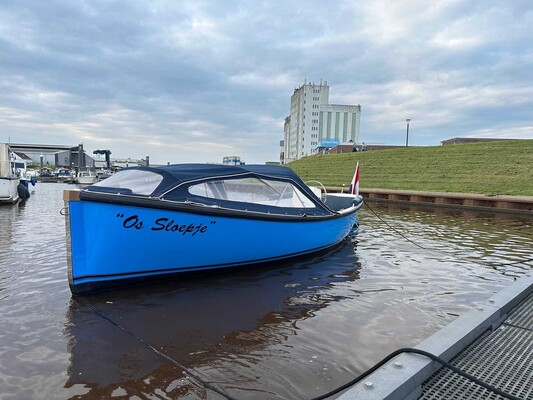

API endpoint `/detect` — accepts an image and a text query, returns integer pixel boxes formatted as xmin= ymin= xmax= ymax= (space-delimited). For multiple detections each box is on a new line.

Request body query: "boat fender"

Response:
xmin=17 ymin=183 xmax=31 ymax=201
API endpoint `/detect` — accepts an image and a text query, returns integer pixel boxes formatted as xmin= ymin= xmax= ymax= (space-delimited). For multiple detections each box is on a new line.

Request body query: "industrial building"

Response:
xmin=282 ymin=81 xmax=361 ymax=163
xmin=7 ymin=143 xmax=150 ymax=170
xmin=8 ymin=143 xmax=95 ymax=169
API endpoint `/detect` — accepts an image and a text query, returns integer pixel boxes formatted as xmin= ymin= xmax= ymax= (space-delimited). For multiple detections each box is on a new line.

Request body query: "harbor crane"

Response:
xmin=93 ymin=149 xmax=112 ymax=169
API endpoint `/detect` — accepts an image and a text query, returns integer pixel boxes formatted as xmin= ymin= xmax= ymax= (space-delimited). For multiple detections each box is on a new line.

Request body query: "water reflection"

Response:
xmin=0 ymin=206 xmax=17 ymax=293
xmin=64 ymin=241 xmax=362 ymax=398
xmin=0 ymin=204 xmax=16 ymax=241
xmin=0 ymin=202 xmax=28 ymax=243
xmin=362 ymin=202 xmax=533 ymax=274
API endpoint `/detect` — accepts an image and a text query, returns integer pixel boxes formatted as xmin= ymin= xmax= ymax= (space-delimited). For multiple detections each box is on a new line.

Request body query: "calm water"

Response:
xmin=0 ymin=184 xmax=531 ymax=399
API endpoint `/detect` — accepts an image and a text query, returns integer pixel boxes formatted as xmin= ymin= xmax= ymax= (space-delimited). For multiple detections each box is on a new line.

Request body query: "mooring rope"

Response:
xmin=74 ymin=203 xmax=530 ymax=400
xmin=80 ymin=298 xmax=526 ymax=400
xmin=79 ymin=301 xmax=239 ymax=400
xmin=363 ymin=201 xmax=533 ymax=269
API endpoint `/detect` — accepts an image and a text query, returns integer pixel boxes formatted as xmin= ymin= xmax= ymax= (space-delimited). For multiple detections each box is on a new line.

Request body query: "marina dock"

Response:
xmin=326 ymin=187 xmax=533 ymax=215
xmin=337 ymin=273 xmax=533 ymax=400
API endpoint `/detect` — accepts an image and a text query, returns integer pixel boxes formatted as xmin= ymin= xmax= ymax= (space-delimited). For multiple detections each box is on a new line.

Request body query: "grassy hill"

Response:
xmin=288 ymin=140 xmax=533 ymax=196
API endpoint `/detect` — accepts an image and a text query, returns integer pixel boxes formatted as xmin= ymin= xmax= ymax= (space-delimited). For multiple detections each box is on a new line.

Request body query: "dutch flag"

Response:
xmin=349 ymin=162 xmax=360 ymax=195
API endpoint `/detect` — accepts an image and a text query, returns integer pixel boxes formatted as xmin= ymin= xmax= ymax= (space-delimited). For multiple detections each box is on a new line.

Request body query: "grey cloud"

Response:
xmin=0 ymin=0 xmax=531 ymax=164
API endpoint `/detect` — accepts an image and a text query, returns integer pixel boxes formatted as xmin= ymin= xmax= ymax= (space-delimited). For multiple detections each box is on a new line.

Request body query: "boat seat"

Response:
xmin=324 ymin=194 xmax=360 ymax=212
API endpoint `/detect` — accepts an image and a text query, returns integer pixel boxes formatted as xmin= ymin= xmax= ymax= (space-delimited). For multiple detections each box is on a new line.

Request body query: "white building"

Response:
xmin=283 ymin=81 xmax=361 ymax=163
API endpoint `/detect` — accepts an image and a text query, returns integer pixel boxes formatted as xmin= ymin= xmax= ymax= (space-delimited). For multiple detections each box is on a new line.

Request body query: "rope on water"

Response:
xmin=75 ymin=204 xmax=529 ymax=400
xmin=80 ymin=298 xmax=526 ymax=400
xmin=79 ymin=301 xmax=239 ymax=400
xmin=362 ymin=201 xmax=533 ymax=269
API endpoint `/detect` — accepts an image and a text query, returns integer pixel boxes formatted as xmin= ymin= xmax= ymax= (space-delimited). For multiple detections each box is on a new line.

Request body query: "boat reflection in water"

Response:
xmin=64 ymin=238 xmax=361 ymax=399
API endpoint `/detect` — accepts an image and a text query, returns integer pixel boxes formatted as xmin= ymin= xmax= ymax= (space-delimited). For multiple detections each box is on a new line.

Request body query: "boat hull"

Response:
xmin=65 ymin=198 xmax=359 ymax=294
xmin=0 ymin=177 xmax=20 ymax=205
xmin=76 ymin=176 xmax=98 ymax=185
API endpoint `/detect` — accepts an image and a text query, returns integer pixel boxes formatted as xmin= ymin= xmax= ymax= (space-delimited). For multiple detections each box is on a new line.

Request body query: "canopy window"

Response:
xmin=91 ymin=170 xmax=163 ymax=195
xmin=187 ymin=177 xmax=316 ymax=208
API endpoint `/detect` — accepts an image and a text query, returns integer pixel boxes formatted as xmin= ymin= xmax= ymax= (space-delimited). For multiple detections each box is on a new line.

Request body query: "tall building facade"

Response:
xmin=283 ymin=81 xmax=361 ymax=163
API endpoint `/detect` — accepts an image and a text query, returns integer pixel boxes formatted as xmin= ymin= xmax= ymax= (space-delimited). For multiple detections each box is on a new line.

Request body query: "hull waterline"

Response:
xmin=0 ymin=177 xmax=20 ymax=205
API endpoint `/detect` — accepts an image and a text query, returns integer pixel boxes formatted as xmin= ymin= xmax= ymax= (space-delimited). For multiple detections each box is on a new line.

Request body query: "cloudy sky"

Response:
xmin=1 ymin=1 xmax=532 ymax=164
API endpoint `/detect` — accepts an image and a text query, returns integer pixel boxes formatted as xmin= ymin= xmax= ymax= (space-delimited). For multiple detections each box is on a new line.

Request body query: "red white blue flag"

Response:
xmin=349 ymin=162 xmax=360 ymax=195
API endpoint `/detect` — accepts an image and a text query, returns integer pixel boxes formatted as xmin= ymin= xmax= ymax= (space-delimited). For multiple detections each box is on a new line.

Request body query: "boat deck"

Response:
xmin=337 ymin=274 xmax=533 ymax=400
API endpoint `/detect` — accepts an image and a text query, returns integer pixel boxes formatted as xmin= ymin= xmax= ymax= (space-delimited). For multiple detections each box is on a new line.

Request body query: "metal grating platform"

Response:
xmin=336 ymin=275 xmax=533 ymax=400
xmin=420 ymin=293 xmax=533 ymax=400
xmin=506 ymin=290 xmax=533 ymax=330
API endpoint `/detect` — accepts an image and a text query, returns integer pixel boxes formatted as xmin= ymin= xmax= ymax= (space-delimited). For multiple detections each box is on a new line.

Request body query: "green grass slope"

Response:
xmin=288 ymin=140 xmax=533 ymax=196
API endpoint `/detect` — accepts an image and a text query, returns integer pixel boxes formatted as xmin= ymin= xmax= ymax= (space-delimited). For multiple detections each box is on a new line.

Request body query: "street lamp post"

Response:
xmin=405 ymin=119 xmax=411 ymax=147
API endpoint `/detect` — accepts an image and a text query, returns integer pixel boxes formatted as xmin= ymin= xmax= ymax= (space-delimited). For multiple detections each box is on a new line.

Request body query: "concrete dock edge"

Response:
xmin=336 ymin=273 xmax=533 ymax=400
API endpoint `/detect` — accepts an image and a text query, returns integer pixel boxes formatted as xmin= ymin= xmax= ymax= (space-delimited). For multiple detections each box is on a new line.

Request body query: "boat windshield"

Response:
xmin=91 ymin=170 xmax=163 ymax=195
xmin=187 ymin=177 xmax=316 ymax=208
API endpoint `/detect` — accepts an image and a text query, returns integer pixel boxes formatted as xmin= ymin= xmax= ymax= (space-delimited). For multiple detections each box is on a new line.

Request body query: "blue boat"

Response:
xmin=64 ymin=164 xmax=363 ymax=294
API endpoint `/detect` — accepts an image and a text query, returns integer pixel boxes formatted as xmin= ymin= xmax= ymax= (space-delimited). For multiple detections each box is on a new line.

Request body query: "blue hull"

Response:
xmin=66 ymin=201 xmax=359 ymax=293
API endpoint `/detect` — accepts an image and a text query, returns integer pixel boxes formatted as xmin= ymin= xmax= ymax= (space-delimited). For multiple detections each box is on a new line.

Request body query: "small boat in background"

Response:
xmin=76 ymin=168 xmax=98 ymax=185
xmin=0 ymin=144 xmax=20 ymax=205
xmin=63 ymin=164 xmax=363 ymax=294
xmin=56 ymin=168 xmax=75 ymax=183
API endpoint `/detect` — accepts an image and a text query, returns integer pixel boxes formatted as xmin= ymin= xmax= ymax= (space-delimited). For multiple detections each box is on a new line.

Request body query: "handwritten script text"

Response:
xmin=116 ymin=213 xmax=215 ymax=236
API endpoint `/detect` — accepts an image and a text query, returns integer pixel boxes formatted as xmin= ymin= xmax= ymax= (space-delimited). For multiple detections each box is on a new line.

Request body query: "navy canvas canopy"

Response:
xmin=156 ymin=164 xmax=306 ymax=194
xmin=161 ymin=164 xmax=300 ymax=183
xmin=84 ymin=164 xmax=332 ymax=216
xmin=88 ymin=164 xmax=312 ymax=196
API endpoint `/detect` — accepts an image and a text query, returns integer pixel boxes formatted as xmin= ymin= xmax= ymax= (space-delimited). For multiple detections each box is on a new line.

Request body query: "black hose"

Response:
xmin=77 ymin=201 xmax=531 ymax=400
xmin=310 ymin=347 xmax=523 ymax=400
